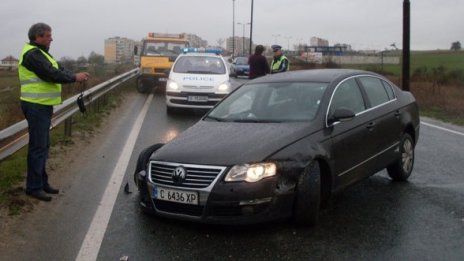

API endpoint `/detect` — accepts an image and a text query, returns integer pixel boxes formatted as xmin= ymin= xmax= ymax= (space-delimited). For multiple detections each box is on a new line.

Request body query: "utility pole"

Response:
xmin=402 ymin=0 xmax=410 ymax=91
xmin=232 ymin=0 xmax=236 ymax=59
xmin=249 ymin=0 xmax=254 ymax=56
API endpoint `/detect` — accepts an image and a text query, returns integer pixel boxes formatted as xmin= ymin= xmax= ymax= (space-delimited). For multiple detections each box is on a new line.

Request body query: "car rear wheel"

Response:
xmin=387 ymin=133 xmax=414 ymax=181
xmin=293 ymin=161 xmax=321 ymax=226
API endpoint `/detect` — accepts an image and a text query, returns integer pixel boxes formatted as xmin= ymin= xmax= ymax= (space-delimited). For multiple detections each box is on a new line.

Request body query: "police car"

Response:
xmin=166 ymin=48 xmax=231 ymax=113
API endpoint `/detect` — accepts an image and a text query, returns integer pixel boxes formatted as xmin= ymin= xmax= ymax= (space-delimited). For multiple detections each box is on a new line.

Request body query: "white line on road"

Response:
xmin=421 ymin=121 xmax=464 ymax=137
xmin=75 ymin=94 xmax=153 ymax=261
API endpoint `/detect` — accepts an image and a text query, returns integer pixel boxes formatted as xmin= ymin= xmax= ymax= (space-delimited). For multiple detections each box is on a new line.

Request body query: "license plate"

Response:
xmin=159 ymin=78 xmax=168 ymax=82
xmin=188 ymin=96 xmax=208 ymax=102
xmin=153 ymin=186 xmax=198 ymax=205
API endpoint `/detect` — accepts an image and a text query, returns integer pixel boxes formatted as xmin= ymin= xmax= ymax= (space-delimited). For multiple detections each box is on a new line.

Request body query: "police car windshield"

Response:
xmin=173 ymin=56 xmax=226 ymax=74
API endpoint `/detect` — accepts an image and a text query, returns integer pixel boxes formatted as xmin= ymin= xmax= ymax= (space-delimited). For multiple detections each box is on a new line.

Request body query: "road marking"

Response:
xmin=76 ymin=94 xmax=153 ymax=261
xmin=421 ymin=121 xmax=464 ymax=137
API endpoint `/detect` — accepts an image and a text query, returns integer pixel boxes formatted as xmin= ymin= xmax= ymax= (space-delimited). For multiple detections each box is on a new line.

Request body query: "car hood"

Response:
xmin=152 ymin=120 xmax=312 ymax=166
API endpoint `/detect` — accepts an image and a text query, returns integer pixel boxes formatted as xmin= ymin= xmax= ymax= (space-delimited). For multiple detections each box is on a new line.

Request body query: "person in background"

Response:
xmin=270 ymin=44 xmax=289 ymax=74
xmin=248 ymin=44 xmax=270 ymax=79
xmin=18 ymin=22 xmax=89 ymax=201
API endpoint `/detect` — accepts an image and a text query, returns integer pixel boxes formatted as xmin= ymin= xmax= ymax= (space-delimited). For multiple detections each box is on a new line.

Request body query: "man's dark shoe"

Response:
xmin=26 ymin=190 xmax=52 ymax=201
xmin=43 ymin=185 xmax=59 ymax=194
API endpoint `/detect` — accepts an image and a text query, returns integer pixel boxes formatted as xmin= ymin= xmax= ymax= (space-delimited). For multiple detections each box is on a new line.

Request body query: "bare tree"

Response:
xmin=450 ymin=41 xmax=461 ymax=51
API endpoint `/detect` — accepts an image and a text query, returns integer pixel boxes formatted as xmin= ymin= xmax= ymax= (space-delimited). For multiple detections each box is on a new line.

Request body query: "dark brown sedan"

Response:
xmin=134 ymin=69 xmax=420 ymax=226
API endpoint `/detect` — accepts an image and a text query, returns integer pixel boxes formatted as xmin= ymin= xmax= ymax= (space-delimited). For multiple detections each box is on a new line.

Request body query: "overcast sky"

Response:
xmin=1 ymin=0 xmax=462 ymax=60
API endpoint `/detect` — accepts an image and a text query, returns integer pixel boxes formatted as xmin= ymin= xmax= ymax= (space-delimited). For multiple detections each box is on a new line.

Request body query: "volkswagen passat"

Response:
xmin=134 ymin=69 xmax=420 ymax=226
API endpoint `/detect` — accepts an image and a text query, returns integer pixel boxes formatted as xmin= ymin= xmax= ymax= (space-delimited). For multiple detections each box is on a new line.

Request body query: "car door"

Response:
xmin=356 ymin=76 xmax=402 ymax=164
xmin=327 ymin=77 xmax=380 ymax=190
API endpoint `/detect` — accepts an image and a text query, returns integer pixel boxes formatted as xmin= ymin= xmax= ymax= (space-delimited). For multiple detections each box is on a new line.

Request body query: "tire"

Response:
xmin=387 ymin=133 xmax=415 ymax=181
xmin=293 ymin=161 xmax=321 ymax=226
xmin=136 ymin=77 xmax=153 ymax=93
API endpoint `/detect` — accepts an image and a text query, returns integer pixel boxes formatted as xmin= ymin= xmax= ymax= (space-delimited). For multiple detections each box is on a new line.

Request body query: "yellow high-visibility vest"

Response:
xmin=271 ymin=55 xmax=289 ymax=73
xmin=18 ymin=44 xmax=62 ymax=105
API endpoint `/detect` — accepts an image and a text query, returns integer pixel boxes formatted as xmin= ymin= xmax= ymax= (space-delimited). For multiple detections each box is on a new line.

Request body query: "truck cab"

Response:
xmin=135 ymin=33 xmax=189 ymax=93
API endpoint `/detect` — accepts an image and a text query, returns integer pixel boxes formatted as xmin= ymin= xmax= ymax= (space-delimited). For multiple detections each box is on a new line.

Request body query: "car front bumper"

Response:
xmin=135 ymin=169 xmax=295 ymax=225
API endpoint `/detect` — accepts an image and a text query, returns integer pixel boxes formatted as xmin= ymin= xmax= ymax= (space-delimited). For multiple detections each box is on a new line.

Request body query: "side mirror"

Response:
xmin=327 ymin=108 xmax=355 ymax=125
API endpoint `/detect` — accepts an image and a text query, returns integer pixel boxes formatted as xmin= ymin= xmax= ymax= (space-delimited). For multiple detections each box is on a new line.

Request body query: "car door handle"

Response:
xmin=366 ymin=121 xmax=376 ymax=130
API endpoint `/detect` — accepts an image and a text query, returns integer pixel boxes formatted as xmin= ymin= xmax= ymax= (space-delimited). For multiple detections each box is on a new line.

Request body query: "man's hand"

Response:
xmin=75 ymin=72 xmax=90 ymax=82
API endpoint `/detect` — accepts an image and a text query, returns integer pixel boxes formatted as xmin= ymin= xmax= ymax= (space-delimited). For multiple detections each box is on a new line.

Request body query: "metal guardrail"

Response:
xmin=0 ymin=68 xmax=139 ymax=161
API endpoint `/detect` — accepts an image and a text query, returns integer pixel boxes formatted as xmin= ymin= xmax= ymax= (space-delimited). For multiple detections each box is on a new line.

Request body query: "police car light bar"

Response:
xmin=182 ymin=47 xmax=223 ymax=55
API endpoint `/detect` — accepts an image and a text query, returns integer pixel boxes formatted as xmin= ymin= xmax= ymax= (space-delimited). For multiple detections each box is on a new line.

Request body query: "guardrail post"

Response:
xmin=64 ymin=117 xmax=72 ymax=137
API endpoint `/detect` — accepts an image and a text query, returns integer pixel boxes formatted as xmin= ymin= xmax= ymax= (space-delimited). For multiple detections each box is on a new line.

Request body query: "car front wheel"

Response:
xmin=292 ymin=161 xmax=321 ymax=226
xmin=387 ymin=133 xmax=415 ymax=181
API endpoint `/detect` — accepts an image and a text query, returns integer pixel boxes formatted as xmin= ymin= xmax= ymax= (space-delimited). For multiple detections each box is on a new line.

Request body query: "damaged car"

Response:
xmin=134 ymin=69 xmax=420 ymax=226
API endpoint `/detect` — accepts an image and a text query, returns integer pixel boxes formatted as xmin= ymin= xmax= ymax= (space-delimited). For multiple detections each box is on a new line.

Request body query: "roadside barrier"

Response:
xmin=0 ymin=68 xmax=139 ymax=161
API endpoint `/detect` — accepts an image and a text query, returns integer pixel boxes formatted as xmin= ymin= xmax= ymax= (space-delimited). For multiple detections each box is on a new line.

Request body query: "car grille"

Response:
xmin=149 ymin=161 xmax=226 ymax=189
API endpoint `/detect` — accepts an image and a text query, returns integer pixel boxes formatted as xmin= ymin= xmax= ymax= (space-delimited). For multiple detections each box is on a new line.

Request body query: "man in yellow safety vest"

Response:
xmin=18 ymin=22 xmax=89 ymax=201
xmin=270 ymin=44 xmax=289 ymax=74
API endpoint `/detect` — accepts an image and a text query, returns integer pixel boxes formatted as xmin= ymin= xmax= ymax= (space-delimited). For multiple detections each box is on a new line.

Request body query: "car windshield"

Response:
xmin=206 ymin=81 xmax=328 ymax=122
xmin=143 ymin=42 xmax=186 ymax=56
xmin=234 ymin=57 xmax=248 ymax=65
xmin=173 ymin=56 xmax=226 ymax=74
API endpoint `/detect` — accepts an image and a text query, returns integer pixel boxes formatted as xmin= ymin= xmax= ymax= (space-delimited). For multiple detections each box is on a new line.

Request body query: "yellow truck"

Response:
xmin=135 ymin=33 xmax=189 ymax=93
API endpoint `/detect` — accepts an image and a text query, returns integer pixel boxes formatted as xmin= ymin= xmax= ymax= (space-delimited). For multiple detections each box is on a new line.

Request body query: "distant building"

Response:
xmin=104 ymin=37 xmax=137 ymax=64
xmin=226 ymin=36 xmax=252 ymax=56
xmin=185 ymin=33 xmax=208 ymax=48
xmin=0 ymin=55 xmax=19 ymax=70
xmin=310 ymin=37 xmax=329 ymax=47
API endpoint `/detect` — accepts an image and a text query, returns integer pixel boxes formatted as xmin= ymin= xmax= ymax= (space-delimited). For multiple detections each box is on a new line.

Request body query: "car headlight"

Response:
xmin=218 ymin=81 xmax=231 ymax=92
xmin=225 ymin=163 xmax=277 ymax=182
xmin=167 ymin=79 xmax=179 ymax=90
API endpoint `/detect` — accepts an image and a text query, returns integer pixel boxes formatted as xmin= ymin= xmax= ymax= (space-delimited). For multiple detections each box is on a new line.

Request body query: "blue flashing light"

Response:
xmin=182 ymin=47 xmax=223 ymax=55
xmin=182 ymin=47 xmax=198 ymax=53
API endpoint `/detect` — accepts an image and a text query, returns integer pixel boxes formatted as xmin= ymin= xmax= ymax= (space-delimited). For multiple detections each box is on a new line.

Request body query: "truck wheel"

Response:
xmin=136 ymin=77 xmax=152 ymax=93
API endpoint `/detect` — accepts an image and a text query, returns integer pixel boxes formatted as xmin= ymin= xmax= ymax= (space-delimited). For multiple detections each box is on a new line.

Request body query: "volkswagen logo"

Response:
xmin=172 ymin=166 xmax=187 ymax=184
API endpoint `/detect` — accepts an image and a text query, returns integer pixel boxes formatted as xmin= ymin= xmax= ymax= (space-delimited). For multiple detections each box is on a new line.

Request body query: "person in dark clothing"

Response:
xmin=18 ymin=22 xmax=89 ymax=201
xmin=248 ymin=45 xmax=270 ymax=79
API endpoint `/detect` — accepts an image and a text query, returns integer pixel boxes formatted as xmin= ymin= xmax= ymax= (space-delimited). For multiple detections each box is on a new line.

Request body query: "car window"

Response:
xmin=381 ymin=80 xmax=396 ymax=100
xmin=173 ymin=56 xmax=226 ymax=74
xmin=235 ymin=57 xmax=248 ymax=65
xmin=329 ymin=78 xmax=366 ymax=115
xmin=358 ymin=76 xmax=391 ymax=108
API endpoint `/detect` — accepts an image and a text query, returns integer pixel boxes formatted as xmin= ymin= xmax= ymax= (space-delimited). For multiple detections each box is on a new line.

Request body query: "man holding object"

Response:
xmin=18 ymin=22 xmax=89 ymax=201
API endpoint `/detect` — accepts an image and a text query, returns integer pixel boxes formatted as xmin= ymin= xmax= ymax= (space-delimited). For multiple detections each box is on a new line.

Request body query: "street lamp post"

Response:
xmin=272 ymin=34 xmax=280 ymax=44
xmin=237 ymin=22 xmax=251 ymax=55
xmin=232 ymin=0 xmax=236 ymax=59
xmin=285 ymin=36 xmax=292 ymax=51
xmin=249 ymin=0 xmax=254 ymax=55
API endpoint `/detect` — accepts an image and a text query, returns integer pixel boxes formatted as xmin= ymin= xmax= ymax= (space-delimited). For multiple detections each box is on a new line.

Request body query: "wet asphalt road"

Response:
xmin=1 ymin=78 xmax=463 ymax=260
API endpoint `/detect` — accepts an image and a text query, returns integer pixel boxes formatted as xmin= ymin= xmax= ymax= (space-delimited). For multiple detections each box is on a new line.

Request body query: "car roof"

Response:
xmin=250 ymin=69 xmax=382 ymax=84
